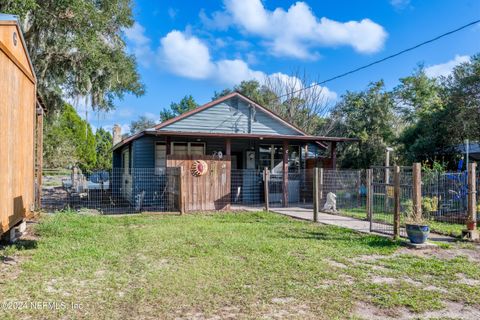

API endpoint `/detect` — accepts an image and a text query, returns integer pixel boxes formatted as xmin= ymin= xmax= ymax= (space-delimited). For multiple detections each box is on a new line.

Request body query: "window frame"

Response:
xmin=171 ymin=142 xmax=206 ymax=156
xmin=155 ymin=142 xmax=167 ymax=174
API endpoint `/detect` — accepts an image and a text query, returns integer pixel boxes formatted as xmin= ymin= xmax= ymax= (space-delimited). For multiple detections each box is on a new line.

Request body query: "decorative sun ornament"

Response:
xmin=191 ymin=160 xmax=208 ymax=177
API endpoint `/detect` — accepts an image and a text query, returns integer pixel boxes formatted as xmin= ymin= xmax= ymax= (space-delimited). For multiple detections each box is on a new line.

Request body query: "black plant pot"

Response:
xmin=406 ymin=224 xmax=430 ymax=244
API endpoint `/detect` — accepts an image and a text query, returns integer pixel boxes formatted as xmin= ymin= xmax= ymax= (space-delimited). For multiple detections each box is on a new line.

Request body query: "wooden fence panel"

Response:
xmin=167 ymin=155 xmax=231 ymax=212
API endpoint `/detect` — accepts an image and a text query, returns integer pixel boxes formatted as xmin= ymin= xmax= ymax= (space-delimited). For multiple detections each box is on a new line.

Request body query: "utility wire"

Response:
xmin=276 ymin=19 xmax=480 ymax=99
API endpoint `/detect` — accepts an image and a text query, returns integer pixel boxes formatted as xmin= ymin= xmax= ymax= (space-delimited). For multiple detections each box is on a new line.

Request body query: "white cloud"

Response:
xmin=124 ymin=22 xmax=155 ymax=67
xmin=267 ymin=73 xmax=338 ymax=103
xmin=424 ymin=55 xmax=470 ymax=78
xmin=159 ymin=30 xmax=214 ymax=79
xmin=168 ymin=7 xmax=178 ymax=19
xmin=203 ymin=0 xmax=387 ymax=59
xmin=390 ymin=0 xmax=410 ymax=10
xmin=157 ymin=30 xmax=337 ymax=103
xmin=215 ymin=59 xmax=265 ymax=84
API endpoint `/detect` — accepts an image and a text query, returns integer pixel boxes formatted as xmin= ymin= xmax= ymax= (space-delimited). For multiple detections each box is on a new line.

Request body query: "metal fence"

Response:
xmin=41 ymin=167 xmax=367 ymax=215
xmin=41 ymin=168 xmax=315 ymax=214
xmin=322 ymin=169 xmax=366 ymax=213
xmin=41 ymin=168 xmax=181 ymax=214
xmin=368 ymin=165 xmax=480 ymax=239
xmin=422 ymin=171 xmax=469 ymax=225
xmin=369 ymin=166 xmax=412 ymax=237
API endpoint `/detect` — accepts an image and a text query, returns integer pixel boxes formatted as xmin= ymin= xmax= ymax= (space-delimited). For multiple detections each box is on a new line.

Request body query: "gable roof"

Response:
xmin=154 ymin=91 xmax=308 ymax=136
xmin=112 ymin=91 xmax=359 ymax=151
xmin=0 ymin=13 xmax=36 ymax=83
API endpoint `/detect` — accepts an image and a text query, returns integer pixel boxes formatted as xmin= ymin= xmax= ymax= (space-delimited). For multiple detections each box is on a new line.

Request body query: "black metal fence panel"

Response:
xmin=42 ymin=168 xmax=181 ymax=214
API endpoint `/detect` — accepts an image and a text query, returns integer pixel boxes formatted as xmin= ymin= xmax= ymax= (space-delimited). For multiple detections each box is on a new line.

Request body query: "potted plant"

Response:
xmin=404 ymin=200 xmax=430 ymax=244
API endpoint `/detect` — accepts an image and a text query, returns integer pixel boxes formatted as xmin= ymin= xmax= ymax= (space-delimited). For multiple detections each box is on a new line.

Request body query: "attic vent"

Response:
xmin=13 ymin=32 xmax=18 ymax=46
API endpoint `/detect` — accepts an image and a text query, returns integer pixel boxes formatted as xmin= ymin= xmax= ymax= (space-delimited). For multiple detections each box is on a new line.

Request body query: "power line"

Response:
xmin=277 ymin=19 xmax=480 ymax=99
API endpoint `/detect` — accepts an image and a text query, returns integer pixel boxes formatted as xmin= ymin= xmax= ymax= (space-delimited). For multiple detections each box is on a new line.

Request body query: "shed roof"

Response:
xmin=0 ymin=13 xmax=36 ymax=82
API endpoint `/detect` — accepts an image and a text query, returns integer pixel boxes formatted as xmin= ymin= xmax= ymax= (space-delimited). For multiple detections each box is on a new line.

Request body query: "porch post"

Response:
xmin=225 ymin=138 xmax=231 ymax=156
xmin=331 ymin=141 xmax=337 ymax=169
xmin=166 ymin=136 xmax=171 ymax=155
xmin=283 ymin=140 xmax=289 ymax=207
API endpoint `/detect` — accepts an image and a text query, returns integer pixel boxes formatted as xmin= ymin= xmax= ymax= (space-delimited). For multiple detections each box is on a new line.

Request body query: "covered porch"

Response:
xmin=146 ymin=131 xmax=356 ymax=210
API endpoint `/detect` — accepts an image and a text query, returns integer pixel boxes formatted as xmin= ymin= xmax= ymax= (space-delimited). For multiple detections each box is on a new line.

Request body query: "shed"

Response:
xmin=0 ymin=14 xmax=43 ymax=237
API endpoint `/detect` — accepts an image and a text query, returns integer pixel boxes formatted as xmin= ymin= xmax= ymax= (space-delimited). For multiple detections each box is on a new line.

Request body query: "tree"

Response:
xmin=0 ymin=0 xmax=145 ymax=112
xmin=394 ymin=67 xmax=443 ymax=123
xmin=330 ymin=81 xmax=397 ymax=168
xmin=395 ymin=55 xmax=480 ymax=166
xmin=263 ymin=72 xmax=334 ymax=135
xmin=160 ymin=95 xmax=198 ymax=122
xmin=130 ymin=115 xmax=157 ymax=135
xmin=95 ymin=128 xmax=113 ymax=169
xmin=43 ymin=104 xmax=97 ymax=171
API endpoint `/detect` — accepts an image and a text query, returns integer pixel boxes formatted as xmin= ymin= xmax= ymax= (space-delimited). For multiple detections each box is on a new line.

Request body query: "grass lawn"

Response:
xmin=341 ymin=207 xmax=478 ymax=238
xmin=1 ymin=211 xmax=480 ymax=319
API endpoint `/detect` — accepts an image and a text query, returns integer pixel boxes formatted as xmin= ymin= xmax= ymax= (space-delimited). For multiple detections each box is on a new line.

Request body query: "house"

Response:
xmin=0 ymin=14 xmax=44 ymax=238
xmin=111 ymin=92 xmax=356 ymax=212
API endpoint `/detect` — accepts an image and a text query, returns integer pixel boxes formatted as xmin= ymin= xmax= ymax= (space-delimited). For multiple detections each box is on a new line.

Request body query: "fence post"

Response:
xmin=412 ymin=163 xmax=422 ymax=226
xmin=264 ymin=167 xmax=270 ymax=212
xmin=393 ymin=165 xmax=401 ymax=239
xmin=319 ymin=168 xmax=324 ymax=202
xmin=463 ymin=163 xmax=479 ymax=240
xmin=366 ymin=169 xmax=373 ymax=231
xmin=179 ymin=166 xmax=185 ymax=214
xmin=357 ymin=170 xmax=362 ymax=207
xmin=313 ymin=167 xmax=319 ymax=222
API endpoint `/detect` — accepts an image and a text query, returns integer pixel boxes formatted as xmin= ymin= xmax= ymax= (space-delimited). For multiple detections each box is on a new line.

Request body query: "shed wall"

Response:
xmin=0 ymin=48 xmax=36 ymax=233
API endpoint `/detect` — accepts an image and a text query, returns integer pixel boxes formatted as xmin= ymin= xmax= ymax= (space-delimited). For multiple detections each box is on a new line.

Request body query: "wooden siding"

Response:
xmin=167 ymin=155 xmax=231 ymax=212
xmin=132 ymin=136 xmax=155 ymax=167
xmin=0 ymin=22 xmax=34 ymax=81
xmin=0 ymin=26 xmax=36 ymax=234
xmin=159 ymin=97 xmax=302 ymax=136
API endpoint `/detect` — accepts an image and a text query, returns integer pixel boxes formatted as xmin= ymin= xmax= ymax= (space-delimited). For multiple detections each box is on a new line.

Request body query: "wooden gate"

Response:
xmin=167 ymin=155 xmax=231 ymax=212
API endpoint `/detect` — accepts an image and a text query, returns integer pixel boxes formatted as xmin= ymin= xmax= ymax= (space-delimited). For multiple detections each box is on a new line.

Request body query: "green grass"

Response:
xmin=340 ymin=207 xmax=478 ymax=238
xmin=1 ymin=211 xmax=479 ymax=319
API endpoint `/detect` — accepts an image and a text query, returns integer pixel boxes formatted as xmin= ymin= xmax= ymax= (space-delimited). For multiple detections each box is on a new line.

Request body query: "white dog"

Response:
xmin=322 ymin=192 xmax=337 ymax=212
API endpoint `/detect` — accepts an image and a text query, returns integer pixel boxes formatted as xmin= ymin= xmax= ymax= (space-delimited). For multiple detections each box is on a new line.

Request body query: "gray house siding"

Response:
xmin=130 ymin=137 xmax=167 ymax=208
xmin=159 ymin=97 xmax=303 ymax=136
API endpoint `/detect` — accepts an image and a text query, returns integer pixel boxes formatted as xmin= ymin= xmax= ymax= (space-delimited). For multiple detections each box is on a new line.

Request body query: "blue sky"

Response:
xmin=87 ymin=0 xmax=480 ymax=134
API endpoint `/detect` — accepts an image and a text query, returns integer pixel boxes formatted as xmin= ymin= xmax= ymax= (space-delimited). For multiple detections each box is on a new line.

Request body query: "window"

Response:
xmin=172 ymin=142 xmax=188 ymax=155
xmin=171 ymin=142 xmax=205 ymax=156
xmin=259 ymin=144 xmax=283 ymax=174
xmin=122 ymin=148 xmax=130 ymax=175
xmin=190 ymin=143 xmax=205 ymax=155
xmin=259 ymin=145 xmax=271 ymax=170
xmin=288 ymin=146 xmax=300 ymax=173
xmin=155 ymin=143 xmax=166 ymax=174
xmin=258 ymin=144 xmax=300 ymax=173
